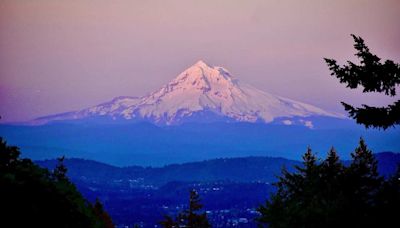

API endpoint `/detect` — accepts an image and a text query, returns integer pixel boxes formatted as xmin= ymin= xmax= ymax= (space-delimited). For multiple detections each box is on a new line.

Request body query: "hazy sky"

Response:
xmin=0 ymin=0 xmax=399 ymax=122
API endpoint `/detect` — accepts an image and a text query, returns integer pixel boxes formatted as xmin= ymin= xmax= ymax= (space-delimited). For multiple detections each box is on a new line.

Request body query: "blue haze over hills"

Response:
xmin=0 ymin=118 xmax=399 ymax=166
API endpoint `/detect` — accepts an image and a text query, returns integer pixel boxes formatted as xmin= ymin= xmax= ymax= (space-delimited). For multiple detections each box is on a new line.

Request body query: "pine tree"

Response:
xmin=0 ymin=137 xmax=113 ymax=228
xmin=92 ymin=199 xmax=114 ymax=228
xmin=343 ymin=138 xmax=383 ymax=226
xmin=324 ymin=34 xmax=400 ymax=129
xmin=53 ymin=156 xmax=68 ymax=182
xmin=160 ymin=189 xmax=210 ymax=228
xmin=257 ymin=147 xmax=324 ymax=228
xmin=257 ymin=139 xmax=396 ymax=228
xmin=186 ymin=189 xmax=210 ymax=228
xmin=322 ymin=147 xmax=343 ymax=179
xmin=375 ymin=165 xmax=400 ymax=227
xmin=348 ymin=138 xmax=382 ymax=202
xmin=159 ymin=215 xmax=178 ymax=228
xmin=319 ymin=147 xmax=345 ymax=227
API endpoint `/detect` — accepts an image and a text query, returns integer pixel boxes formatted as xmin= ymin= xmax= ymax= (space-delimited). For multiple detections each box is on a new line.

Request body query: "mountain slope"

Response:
xmin=34 ymin=60 xmax=341 ymax=125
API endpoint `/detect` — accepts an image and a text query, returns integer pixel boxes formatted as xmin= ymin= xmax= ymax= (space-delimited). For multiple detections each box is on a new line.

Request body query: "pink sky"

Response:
xmin=0 ymin=0 xmax=399 ymax=122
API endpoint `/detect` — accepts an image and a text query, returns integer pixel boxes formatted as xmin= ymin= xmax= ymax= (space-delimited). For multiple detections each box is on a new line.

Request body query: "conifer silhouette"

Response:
xmin=324 ymin=34 xmax=400 ymax=129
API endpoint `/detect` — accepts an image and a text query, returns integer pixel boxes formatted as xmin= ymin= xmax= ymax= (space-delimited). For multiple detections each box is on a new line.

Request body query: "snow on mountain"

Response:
xmin=34 ymin=60 xmax=342 ymax=126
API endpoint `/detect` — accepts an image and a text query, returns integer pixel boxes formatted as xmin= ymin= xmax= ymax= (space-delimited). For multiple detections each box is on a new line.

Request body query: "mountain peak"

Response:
xmin=165 ymin=60 xmax=236 ymax=96
xmin=193 ymin=60 xmax=210 ymax=68
xmin=169 ymin=60 xmax=235 ymax=91
xmin=33 ymin=61 xmax=342 ymax=125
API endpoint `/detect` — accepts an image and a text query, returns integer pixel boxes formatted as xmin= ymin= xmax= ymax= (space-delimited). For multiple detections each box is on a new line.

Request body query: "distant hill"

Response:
xmin=35 ymin=152 xmax=400 ymax=227
xmin=36 ymin=152 xmax=400 ymax=187
xmin=36 ymin=156 xmax=299 ymax=187
xmin=374 ymin=152 xmax=400 ymax=177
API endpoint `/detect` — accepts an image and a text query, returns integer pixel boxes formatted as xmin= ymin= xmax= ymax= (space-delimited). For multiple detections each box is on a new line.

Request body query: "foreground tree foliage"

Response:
xmin=160 ymin=189 xmax=211 ymax=228
xmin=257 ymin=138 xmax=400 ymax=228
xmin=324 ymin=34 xmax=400 ymax=129
xmin=0 ymin=137 xmax=113 ymax=228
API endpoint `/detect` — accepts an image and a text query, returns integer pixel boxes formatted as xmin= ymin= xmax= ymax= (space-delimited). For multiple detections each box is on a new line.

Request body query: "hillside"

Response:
xmin=36 ymin=156 xmax=300 ymax=187
xmin=36 ymin=152 xmax=400 ymax=187
xmin=35 ymin=153 xmax=400 ymax=227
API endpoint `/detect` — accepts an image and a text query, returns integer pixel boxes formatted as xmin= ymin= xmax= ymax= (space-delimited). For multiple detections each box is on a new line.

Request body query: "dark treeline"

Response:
xmin=257 ymin=138 xmax=400 ymax=228
xmin=0 ymin=137 xmax=113 ymax=228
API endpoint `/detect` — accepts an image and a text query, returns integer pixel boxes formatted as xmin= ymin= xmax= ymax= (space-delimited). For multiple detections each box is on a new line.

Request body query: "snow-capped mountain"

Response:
xmin=34 ymin=60 xmax=342 ymax=126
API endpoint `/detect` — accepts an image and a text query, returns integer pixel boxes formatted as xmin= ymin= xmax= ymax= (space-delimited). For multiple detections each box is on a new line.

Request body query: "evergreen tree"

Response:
xmin=257 ymin=138 xmax=400 ymax=228
xmin=375 ymin=165 xmax=400 ymax=227
xmin=321 ymin=147 xmax=343 ymax=182
xmin=53 ymin=156 xmax=68 ymax=181
xmin=160 ymin=189 xmax=211 ymax=228
xmin=342 ymin=138 xmax=383 ymax=227
xmin=160 ymin=215 xmax=179 ymax=228
xmin=186 ymin=189 xmax=210 ymax=227
xmin=319 ymin=147 xmax=345 ymax=226
xmin=0 ymin=137 xmax=113 ymax=228
xmin=324 ymin=34 xmax=400 ymax=129
xmin=257 ymin=147 xmax=324 ymax=228
xmin=92 ymin=199 xmax=114 ymax=228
